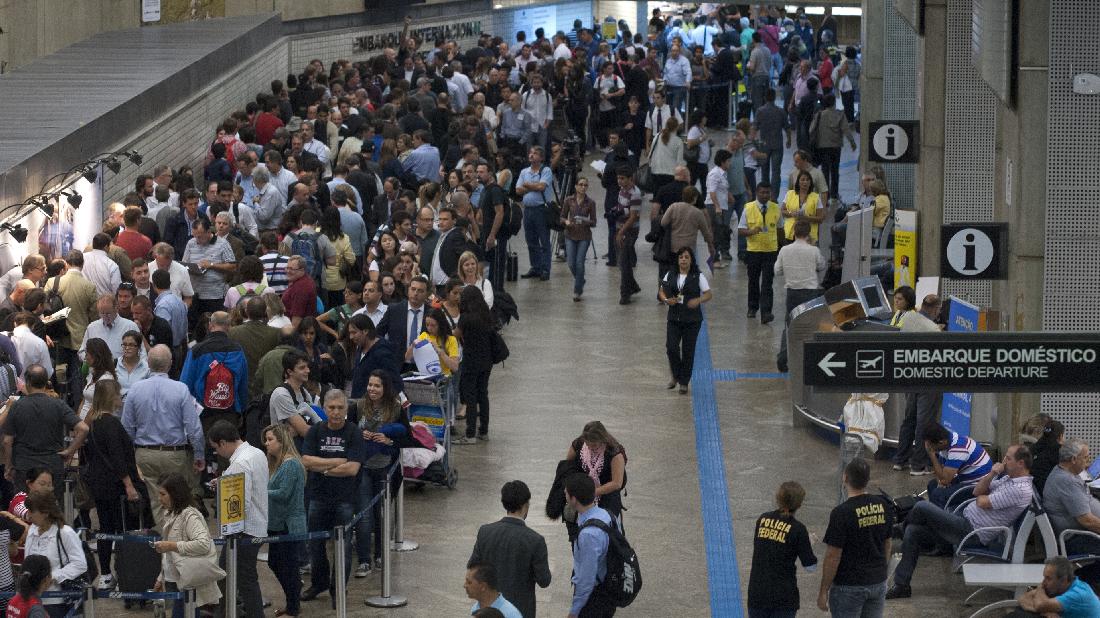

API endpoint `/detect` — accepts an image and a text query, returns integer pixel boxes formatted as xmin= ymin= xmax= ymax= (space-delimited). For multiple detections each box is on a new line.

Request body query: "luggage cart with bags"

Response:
xmin=401 ymin=375 xmax=457 ymax=489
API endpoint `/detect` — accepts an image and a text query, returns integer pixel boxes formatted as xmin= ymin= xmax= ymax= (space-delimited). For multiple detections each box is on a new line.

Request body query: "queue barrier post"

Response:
xmin=225 ymin=536 xmax=238 ymax=618
xmin=184 ymin=588 xmax=198 ymax=618
xmin=728 ymin=80 xmax=735 ymax=128
xmin=365 ymin=471 xmax=407 ymax=608
xmin=83 ymin=584 xmax=96 ymax=618
xmin=334 ymin=525 xmax=348 ymax=618
xmin=63 ymin=477 xmax=75 ymax=525
xmin=392 ymin=480 xmax=418 ymax=552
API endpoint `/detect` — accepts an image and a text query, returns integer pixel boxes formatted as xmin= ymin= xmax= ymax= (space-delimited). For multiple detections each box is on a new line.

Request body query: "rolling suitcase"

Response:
xmin=114 ymin=496 xmax=161 ymax=607
xmin=506 ymin=251 xmax=518 ymax=282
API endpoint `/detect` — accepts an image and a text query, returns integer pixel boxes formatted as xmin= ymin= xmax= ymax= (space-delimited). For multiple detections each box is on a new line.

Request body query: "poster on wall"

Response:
xmin=893 ymin=209 xmax=917 ymax=290
xmin=514 ymin=6 xmax=557 ymax=44
xmin=145 ymin=0 xmax=225 ymax=25
xmin=142 ymin=0 xmax=161 ymax=22
xmin=940 ymin=297 xmax=980 ymax=436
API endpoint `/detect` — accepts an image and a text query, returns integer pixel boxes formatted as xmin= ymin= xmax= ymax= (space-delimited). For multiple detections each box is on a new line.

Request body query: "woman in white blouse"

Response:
xmin=23 ymin=493 xmax=86 ymax=618
xmin=457 ymin=251 xmax=493 ymax=309
xmin=648 ymin=116 xmax=685 ymax=190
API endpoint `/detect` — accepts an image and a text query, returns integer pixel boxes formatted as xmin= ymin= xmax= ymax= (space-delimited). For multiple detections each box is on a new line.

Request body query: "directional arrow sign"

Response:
xmin=817 ymin=352 xmax=845 ymax=377
xmin=803 ymin=332 xmax=1100 ymax=392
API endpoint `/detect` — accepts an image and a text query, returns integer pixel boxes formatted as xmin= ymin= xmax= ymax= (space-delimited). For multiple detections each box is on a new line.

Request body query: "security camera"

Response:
xmin=1073 ymin=73 xmax=1100 ymax=95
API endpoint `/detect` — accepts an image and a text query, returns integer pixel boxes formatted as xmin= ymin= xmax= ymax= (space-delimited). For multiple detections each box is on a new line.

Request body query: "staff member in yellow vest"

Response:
xmin=738 ymin=182 xmax=781 ymax=324
xmin=782 ymin=170 xmax=823 ymax=244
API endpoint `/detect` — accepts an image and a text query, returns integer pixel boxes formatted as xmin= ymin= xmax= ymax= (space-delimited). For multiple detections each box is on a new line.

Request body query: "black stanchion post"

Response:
xmin=392 ymin=480 xmax=418 ymax=552
xmin=63 ymin=477 xmax=75 ymax=525
xmin=83 ymin=585 xmax=96 ymax=618
xmin=226 ymin=536 xmax=238 ymax=618
xmin=365 ymin=472 xmax=407 ymax=608
xmin=334 ymin=526 xmax=347 ymax=617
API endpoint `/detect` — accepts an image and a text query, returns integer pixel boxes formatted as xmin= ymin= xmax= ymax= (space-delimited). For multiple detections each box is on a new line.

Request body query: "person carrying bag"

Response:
xmin=153 ymin=474 xmax=224 ymax=617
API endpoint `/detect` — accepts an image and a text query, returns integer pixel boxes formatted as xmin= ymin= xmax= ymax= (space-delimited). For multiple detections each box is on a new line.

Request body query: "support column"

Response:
xmin=914 ymin=0 xmax=947 ymax=277
xmin=858 ymin=0 xmax=885 ymax=172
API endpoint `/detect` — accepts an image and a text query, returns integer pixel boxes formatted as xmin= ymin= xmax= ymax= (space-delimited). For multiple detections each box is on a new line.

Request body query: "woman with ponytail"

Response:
xmin=648 ymin=116 xmax=684 ymax=190
xmin=7 ymin=554 xmax=50 ymax=617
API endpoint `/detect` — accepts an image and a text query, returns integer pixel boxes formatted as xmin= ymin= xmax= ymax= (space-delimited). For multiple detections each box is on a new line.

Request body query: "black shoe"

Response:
xmin=885 ymin=584 xmax=912 ymax=600
xmin=539 ymin=274 xmax=550 ymax=281
xmin=629 ymin=283 xmax=642 ymax=295
xmin=619 ymin=297 xmax=631 ymax=305
xmin=722 ymin=252 xmax=734 ymax=261
xmin=747 ymin=310 xmax=757 ymax=318
xmin=301 ymin=587 xmax=325 ymax=602
xmin=605 ymin=261 xmax=617 ymax=267
xmin=761 ymin=313 xmax=774 ymax=324
xmin=520 ymin=271 xmax=539 ymax=279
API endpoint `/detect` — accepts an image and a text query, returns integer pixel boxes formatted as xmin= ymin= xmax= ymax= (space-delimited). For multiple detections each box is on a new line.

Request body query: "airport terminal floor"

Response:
xmin=104 ymin=136 xmax=971 ymax=617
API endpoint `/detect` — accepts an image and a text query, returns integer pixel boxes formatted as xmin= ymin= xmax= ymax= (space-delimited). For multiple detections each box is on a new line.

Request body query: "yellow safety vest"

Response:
xmin=745 ymin=200 xmax=781 ymax=253
xmin=782 ymin=191 xmax=820 ymax=242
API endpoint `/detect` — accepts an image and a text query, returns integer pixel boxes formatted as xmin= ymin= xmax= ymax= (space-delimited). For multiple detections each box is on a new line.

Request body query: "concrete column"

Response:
xmin=914 ymin=0 xmax=946 ymax=275
xmin=858 ymin=0 xmax=884 ymax=171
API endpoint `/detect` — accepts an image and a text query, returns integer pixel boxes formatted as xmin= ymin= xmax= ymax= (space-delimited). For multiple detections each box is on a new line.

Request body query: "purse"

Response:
xmin=167 ymin=509 xmax=226 ymax=589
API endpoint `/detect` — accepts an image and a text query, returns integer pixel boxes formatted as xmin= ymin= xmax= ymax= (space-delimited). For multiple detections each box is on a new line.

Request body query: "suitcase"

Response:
xmin=114 ymin=496 xmax=161 ymax=603
xmin=506 ymin=251 xmax=518 ymax=282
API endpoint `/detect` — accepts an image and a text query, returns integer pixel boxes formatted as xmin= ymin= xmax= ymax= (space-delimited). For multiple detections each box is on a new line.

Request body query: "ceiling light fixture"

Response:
xmin=64 ymin=191 xmax=82 ymax=208
xmin=2 ymin=223 xmax=27 ymax=243
xmin=106 ymin=157 xmax=122 ymax=174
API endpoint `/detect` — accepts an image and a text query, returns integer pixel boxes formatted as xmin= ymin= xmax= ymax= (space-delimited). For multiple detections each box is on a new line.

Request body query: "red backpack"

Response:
xmin=203 ymin=360 xmax=236 ymax=411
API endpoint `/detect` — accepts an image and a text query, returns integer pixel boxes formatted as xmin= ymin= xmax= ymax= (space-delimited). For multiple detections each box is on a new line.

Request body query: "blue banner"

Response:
xmin=940 ymin=297 xmax=980 ymax=435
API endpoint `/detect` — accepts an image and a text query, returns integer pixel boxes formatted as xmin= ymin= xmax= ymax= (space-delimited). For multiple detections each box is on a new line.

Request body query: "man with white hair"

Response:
xmin=1043 ymin=439 xmax=1100 ymax=559
xmin=81 ymin=294 xmax=140 ymax=359
xmin=251 ymin=164 xmax=286 ymax=233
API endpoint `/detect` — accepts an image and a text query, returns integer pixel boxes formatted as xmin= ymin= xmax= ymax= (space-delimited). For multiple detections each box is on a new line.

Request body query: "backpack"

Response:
xmin=288 ymin=230 xmax=323 ymax=280
xmin=203 ymin=360 xmax=236 ymax=411
xmin=234 ymin=283 xmax=267 ymax=307
xmin=579 ymin=519 xmax=642 ymax=607
xmin=502 ymin=200 xmax=524 ymax=237
xmin=43 ymin=276 xmax=69 ymax=340
xmin=231 ymin=202 xmax=260 ymax=254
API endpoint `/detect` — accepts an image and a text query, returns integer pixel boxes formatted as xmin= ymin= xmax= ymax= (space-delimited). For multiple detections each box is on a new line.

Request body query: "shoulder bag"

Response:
xmin=545 ymin=168 xmax=564 ymax=232
xmin=167 ymin=509 xmax=226 ymax=589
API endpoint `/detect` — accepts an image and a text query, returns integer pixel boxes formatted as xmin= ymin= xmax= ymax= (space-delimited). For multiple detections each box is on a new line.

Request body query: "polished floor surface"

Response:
xmin=108 ymin=133 xmax=982 ymax=617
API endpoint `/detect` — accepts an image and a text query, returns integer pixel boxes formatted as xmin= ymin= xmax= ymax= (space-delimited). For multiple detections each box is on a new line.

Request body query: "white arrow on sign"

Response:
xmin=818 ymin=352 xmax=846 ymax=377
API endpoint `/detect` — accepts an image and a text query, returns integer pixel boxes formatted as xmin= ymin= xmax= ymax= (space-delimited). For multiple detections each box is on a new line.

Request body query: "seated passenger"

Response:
xmin=886 ymin=444 xmax=1033 ymax=599
xmin=1015 ymin=556 xmax=1100 ymax=617
xmin=923 ymin=422 xmax=993 ymax=508
xmin=1043 ymin=439 xmax=1100 ymax=560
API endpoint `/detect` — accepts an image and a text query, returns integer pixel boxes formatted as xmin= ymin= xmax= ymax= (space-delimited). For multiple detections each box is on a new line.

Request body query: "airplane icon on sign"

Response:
xmin=856 ymin=351 xmax=885 ymax=378
xmin=860 ymin=357 xmax=882 ymax=369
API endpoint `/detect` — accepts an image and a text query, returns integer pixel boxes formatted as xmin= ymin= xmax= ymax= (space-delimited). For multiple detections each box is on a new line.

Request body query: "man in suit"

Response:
xmin=468 ymin=480 xmax=552 ymax=618
xmin=369 ymin=177 xmax=403 ymax=238
xmin=430 ymin=207 xmax=467 ymax=287
xmin=43 ymin=252 xmax=98 ymax=408
xmin=375 ymin=275 xmax=430 ymax=369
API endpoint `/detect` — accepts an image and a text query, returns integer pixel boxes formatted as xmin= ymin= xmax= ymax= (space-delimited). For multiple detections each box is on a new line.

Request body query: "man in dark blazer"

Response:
xmin=374 ymin=275 xmax=430 ymax=368
xmin=429 ymin=207 xmax=469 ymax=286
xmin=467 ymin=480 xmax=552 ymax=618
xmin=369 ymin=177 xmax=403 ymax=238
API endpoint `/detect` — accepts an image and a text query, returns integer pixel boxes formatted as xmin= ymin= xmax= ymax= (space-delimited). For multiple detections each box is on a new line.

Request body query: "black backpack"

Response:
xmin=579 ymin=519 xmax=642 ymax=607
xmin=502 ymin=200 xmax=524 ymax=237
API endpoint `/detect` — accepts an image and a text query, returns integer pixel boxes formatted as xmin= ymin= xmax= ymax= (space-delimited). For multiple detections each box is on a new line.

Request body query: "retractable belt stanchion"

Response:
xmin=334 ymin=525 xmax=348 ymax=617
xmin=225 ymin=536 xmax=238 ymax=618
xmin=392 ymin=480 xmax=418 ymax=552
xmin=63 ymin=477 xmax=75 ymax=525
xmin=185 ymin=588 xmax=198 ymax=618
xmin=366 ymin=467 xmax=407 ymax=608
xmin=83 ymin=584 xmax=96 ymax=618
xmin=728 ymin=81 xmax=736 ymax=127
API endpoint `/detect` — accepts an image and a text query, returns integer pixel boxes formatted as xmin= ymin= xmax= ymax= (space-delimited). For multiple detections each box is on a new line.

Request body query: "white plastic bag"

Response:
xmin=842 ymin=393 xmax=888 ymax=453
xmin=412 ymin=337 xmax=442 ymax=375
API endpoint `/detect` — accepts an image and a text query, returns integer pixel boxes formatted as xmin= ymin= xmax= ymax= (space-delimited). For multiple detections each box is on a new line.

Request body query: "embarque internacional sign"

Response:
xmin=803 ymin=332 xmax=1100 ymax=392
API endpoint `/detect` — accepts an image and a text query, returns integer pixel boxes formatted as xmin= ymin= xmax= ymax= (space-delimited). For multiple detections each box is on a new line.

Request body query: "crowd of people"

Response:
xmin=0 ymin=2 xmax=936 ymax=617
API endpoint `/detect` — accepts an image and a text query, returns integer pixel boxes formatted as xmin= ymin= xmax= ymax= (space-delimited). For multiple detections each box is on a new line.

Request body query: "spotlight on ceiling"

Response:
xmin=106 ymin=158 xmax=122 ymax=174
xmin=127 ymin=151 xmax=143 ymax=166
xmin=82 ymin=168 xmax=98 ymax=184
xmin=64 ymin=191 xmax=82 ymax=208
xmin=2 ymin=223 xmax=27 ymax=244
xmin=36 ymin=199 xmax=53 ymax=219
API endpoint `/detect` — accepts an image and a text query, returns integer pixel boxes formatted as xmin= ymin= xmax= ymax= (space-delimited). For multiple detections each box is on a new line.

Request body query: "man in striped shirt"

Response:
xmin=886 ymin=444 xmax=1033 ymax=599
xmin=258 ymin=231 xmax=290 ymax=294
xmin=924 ymin=423 xmax=994 ymax=508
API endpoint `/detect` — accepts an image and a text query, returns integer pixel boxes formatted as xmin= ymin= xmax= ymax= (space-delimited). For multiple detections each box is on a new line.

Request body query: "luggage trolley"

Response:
xmin=402 ymin=375 xmax=457 ymax=489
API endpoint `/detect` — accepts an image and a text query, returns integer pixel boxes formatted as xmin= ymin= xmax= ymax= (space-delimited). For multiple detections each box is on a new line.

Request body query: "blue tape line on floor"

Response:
xmin=691 ymin=318 xmax=743 ymax=617
xmin=713 ymin=369 xmax=789 ymax=381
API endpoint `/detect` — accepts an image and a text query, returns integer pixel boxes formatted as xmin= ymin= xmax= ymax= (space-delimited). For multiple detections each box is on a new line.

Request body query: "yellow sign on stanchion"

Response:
xmin=217 ymin=473 xmax=245 ymax=535
xmin=601 ymin=22 xmax=619 ymax=41
xmin=893 ymin=210 xmax=918 ymax=289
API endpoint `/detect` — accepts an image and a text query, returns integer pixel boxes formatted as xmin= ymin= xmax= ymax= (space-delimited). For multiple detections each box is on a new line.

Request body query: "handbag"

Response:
xmin=167 ymin=509 xmax=226 ymax=589
xmin=489 ymin=330 xmax=510 ymax=364
xmin=635 ymin=163 xmax=654 ymax=193
xmin=56 ymin=525 xmax=97 ymax=591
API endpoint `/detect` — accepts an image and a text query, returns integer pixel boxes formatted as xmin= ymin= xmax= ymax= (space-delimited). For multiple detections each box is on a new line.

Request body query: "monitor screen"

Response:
xmin=862 ymin=284 xmax=884 ymax=310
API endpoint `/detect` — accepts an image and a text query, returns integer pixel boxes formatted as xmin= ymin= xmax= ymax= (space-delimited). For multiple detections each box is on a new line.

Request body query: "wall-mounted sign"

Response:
xmin=868 ymin=121 xmax=919 ymax=163
xmin=940 ymin=223 xmax=1007 ymax=279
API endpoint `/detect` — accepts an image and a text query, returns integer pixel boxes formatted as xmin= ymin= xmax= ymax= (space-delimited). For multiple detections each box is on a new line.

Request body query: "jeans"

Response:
xmin=603 ymin=190 xmax=620 ymax=265
xmin=763 ymin=148 xmax=783 ymax=190
xmin=827 ymin=581 xmax=886 ymax=618
xmin=308 ymin=500 xmax=354 ymax=591
xmin=216 ymin=536 xmax=262 ymax=618
xmin=927 ymin=479 xmax=974 ymax=510
xmin=267 ymin=535 xmax=302 ymax=616
xmin=523 ymin=204 xmax=551 ymax=276
xmin=894 ymin=392 xmax=942 ymax=471
xmin=893 ymin=501 xmax=974 ymax=587
xmin=707 ymin=205 xmax=736 ymax=256
xmin=618 ymin=229 xmax=639 ymax=299
xmin=92 ymin=492 xmax=141 ymax=575
xmin=816 ymin=146 xmax=841 ymax=200
xmin=750 ymin=73 xmax=771 ymax=111
xmin=565 ymin=238 xmax=591 ymax=295
xmin=355 ymin=467 xmax=387 ymax=565
xmin=841 ymin=90 xmax=857 ymax=124
xmin=462 ymin=366 xmax=492 ymax=438
xmin=745 ymin=251 xmax=777 ymax=314
xmin=666 ymin=86 xmax=686 ymax=115
xmin=666 ymin=320 xmax=702 ymax=386
xmin=749 ymin=609 xmax=797 ymax=618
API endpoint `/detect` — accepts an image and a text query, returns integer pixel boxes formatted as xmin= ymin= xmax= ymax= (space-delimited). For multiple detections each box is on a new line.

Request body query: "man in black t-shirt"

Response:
xmin=301 ymin=389 xmax=364 ymax=602
xmin=747 ymin=481 xmax=818 ymax=614
xmin=477 ymin=163 xmax=508 ymax=293
xmin=818 ymin=458 xmax=895 ymax=616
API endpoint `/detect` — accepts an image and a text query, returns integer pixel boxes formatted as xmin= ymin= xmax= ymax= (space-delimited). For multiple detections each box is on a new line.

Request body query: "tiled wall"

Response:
xmin=101 ymin=38 xmax=290 ymax=203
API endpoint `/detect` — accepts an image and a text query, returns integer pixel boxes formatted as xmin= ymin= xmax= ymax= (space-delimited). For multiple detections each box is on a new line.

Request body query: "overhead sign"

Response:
xmin=217 ymin=473 xmax=245 ymax=535
xmin=868 ymin=121 xmax=919 ymax=163
xmin=803 ymin=332 xmax=1100 ymax=392
xmin=941 ymin=223 xmax=1007 ymax=279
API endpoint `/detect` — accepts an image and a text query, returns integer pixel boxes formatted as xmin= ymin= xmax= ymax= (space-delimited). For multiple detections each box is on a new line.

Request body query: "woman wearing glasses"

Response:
xmin=559 ymin=178 xmax=597 ymax=302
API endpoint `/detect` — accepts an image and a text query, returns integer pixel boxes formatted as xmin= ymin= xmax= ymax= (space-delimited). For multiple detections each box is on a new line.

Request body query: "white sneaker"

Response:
xmin=95 ymin=574 xmax=115 ymax=590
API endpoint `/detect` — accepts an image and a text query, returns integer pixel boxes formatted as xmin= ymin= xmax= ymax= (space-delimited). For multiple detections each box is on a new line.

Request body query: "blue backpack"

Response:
xmin=288 ymin=230 xmax=323 ymax=280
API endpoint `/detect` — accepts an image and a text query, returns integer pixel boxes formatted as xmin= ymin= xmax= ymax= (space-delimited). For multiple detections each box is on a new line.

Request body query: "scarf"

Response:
xmin=579 ymin=443 xmax=605 ymax=504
